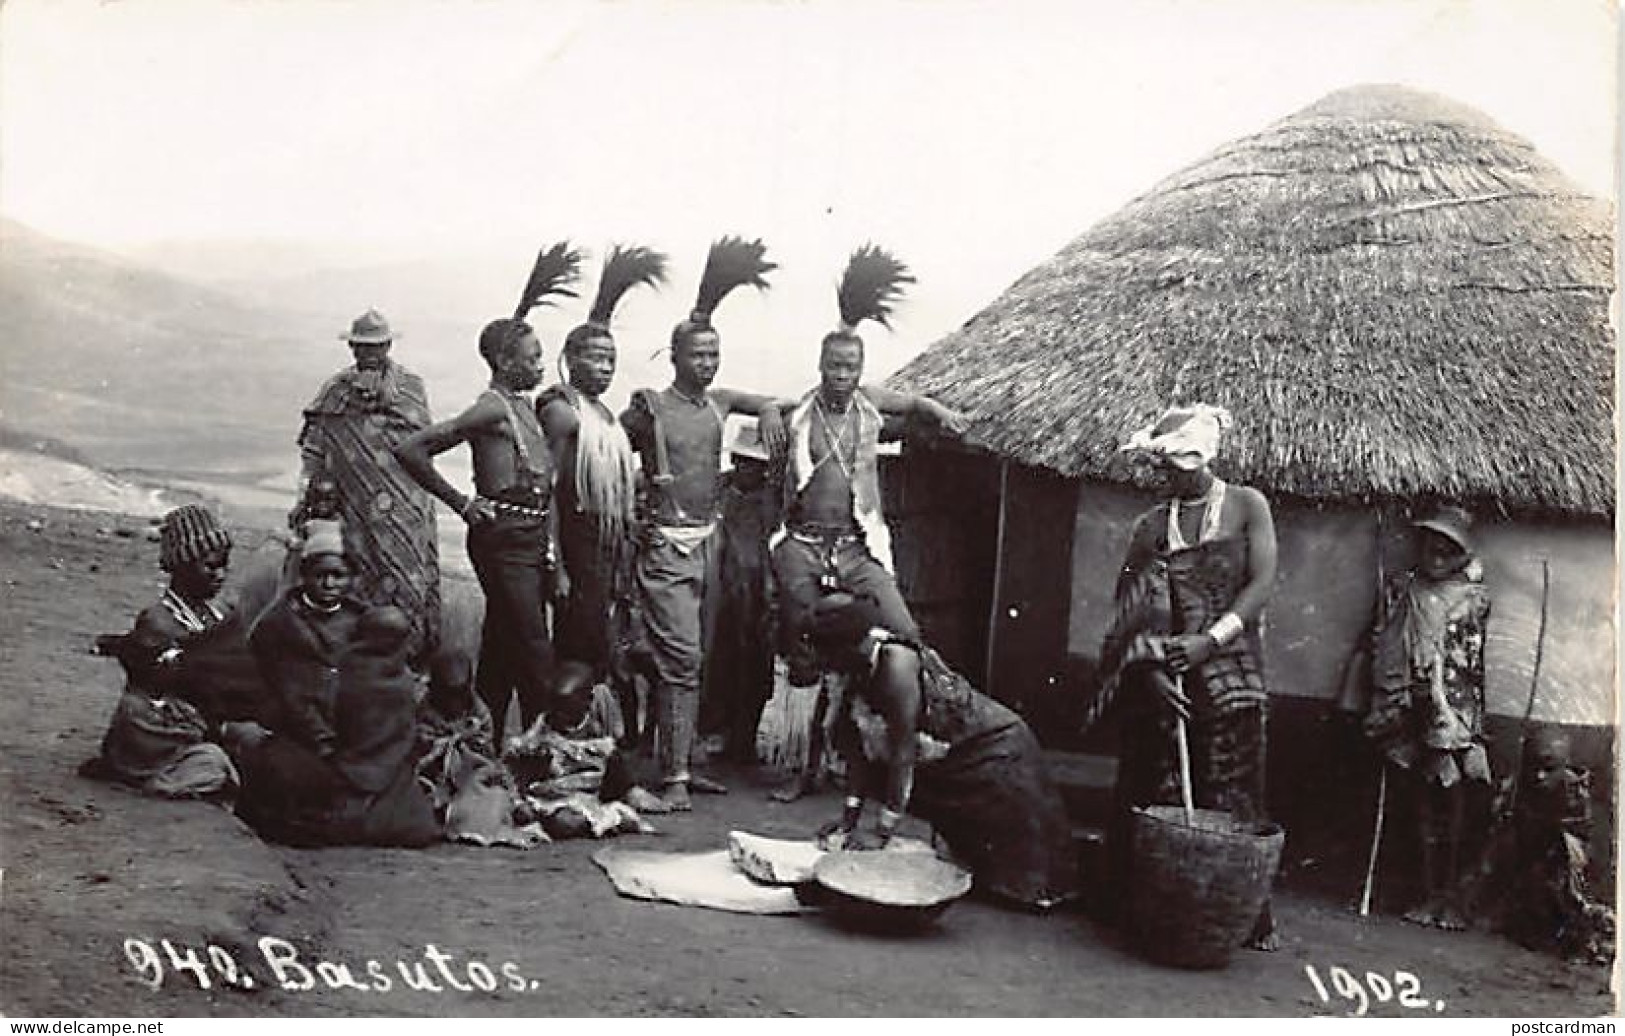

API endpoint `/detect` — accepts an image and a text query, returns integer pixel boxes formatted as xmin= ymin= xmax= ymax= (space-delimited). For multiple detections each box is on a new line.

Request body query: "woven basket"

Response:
xmin=1127 ymin=806 xmax=1284 ymax=969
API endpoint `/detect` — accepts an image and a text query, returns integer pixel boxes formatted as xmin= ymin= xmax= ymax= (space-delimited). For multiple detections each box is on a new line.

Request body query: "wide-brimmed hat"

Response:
xmin=1413 ymin=503 xmax=1475 ymax=554
xmin=339 ymin=308 xmax=396 ymax=345
xmin=730 ymin=424 xmax=772 ymax=463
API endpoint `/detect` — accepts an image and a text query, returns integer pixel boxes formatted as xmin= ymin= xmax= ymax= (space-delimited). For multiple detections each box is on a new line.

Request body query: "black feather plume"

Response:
xmin=587 ymin=244 xmax=669 ymax=327
xmin=514 ymin=241 xmax=583 ymax=320
xmin=691 ymin=236 xmax=775 ymax=323
xmin=836 ymin=243 xmax=914 ymax=331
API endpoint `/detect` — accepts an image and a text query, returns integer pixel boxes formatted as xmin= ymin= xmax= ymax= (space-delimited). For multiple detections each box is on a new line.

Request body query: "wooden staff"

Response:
xmin=1518 ymin=560 xmax=1552 ymax=753
xmin=1173 ymin=675 xmax=1195 ymax=825
xmin=1357 ymin=508 xmax=1390 ymax=916
xmin=1358 ymin=767 xmax=1387 ymax=917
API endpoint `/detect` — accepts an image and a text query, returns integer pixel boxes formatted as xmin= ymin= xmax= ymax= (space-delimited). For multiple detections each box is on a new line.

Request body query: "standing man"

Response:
xmin=537 ymin=245 xmax=667 ymax=686
xmin=766 ymin=245 xmax=967 ymax=656
xmin=395 ymin=244 xmax=582 ymax=740
xmin=1100 ymin=403 xmax=1280 ymax=949
xmin=620 ymin=237 xmax=788 ymax=811
xmin=294 ymin=309 xmax=439 ymax=661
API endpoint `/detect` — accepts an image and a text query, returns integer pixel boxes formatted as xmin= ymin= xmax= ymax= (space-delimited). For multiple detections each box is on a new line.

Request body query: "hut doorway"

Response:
xmin=881 ymin=449 xmax=1000 ymax=690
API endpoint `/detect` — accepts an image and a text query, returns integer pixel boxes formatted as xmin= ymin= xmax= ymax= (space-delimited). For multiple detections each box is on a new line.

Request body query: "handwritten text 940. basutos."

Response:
xmin=123 ymin=937 xmax=541 ymax=995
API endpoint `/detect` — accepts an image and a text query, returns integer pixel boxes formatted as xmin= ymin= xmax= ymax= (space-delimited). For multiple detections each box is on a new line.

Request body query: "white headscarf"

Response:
xmin=1121 ymin=404 xmax=1233 ymax=469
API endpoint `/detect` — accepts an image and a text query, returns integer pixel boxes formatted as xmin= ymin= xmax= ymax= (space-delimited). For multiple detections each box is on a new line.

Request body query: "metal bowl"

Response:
xmin=811 ymin=851 xmax=973 ymax=932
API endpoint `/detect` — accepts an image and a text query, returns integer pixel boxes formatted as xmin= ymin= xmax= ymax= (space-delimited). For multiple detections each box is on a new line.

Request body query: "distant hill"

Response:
xmin=0 ymin=219 xmax=335 ymax=474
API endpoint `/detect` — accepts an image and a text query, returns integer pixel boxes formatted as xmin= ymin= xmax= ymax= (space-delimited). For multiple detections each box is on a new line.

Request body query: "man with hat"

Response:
xmin=1362 ymin=502 xmax=1493 ymax=930
xmin=294 ymin=309 xmax=440 ymax=663
xmin=699 ymin=424 xmax=785 ymax=766
xmin=1100 ymin=403 xmax=1281 ymax=948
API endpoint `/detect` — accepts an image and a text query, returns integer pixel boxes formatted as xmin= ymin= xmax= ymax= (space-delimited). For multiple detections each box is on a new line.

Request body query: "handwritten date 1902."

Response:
xmin=1304 ymin=964 xmax=1445 ymax=1015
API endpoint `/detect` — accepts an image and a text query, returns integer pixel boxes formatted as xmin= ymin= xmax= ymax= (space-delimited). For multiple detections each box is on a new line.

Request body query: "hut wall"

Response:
xmin=1068 ymin=487 xmax=1616 ymax=722
xmin=1474 ymin=521 xmax=1615 ymax=727
xmin=1070 ymin=486 xmax=1388 ymax=702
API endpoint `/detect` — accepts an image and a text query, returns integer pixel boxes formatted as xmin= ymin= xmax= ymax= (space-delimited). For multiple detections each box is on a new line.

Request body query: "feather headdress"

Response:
xmin=513 ymin=241 xmax=583 ymax=321
xmin=583 ymin=244 xmax=669 ymax=331
xmin=689 ymin=236 xmax=775 ymax=327
xmin=836 ymin=243 xmax=914 ymax=333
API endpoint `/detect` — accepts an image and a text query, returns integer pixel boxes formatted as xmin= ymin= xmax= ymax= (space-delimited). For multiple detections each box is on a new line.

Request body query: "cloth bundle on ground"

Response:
xmin=506 ymin=721 xmax=619 ymax=798
xmin=414 ymin=660 xmax=547 ymax=849
xmin=86 ymin=690 xmax=239 ymax=802
xmin=486 ymin=673 xmax=659 ymax=840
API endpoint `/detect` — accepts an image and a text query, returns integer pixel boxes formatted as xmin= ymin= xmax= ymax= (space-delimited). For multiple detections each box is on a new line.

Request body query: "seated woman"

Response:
xmin=239 ymin=599 xmax=437 ymax=847
xmin=84 ymin=505 xmax=247 ymax=802
xmin=238 ymin=521 xmax=365 ymax=844
xmin=807 ymin=592 xmax=1079 ymax=911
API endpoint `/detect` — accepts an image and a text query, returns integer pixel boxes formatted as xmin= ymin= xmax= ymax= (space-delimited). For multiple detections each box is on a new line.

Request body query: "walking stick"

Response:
xmin=1173 ymin=675 xmax=1195 ymax=825
xmin=1356 ymin=510 xmax=1390 ymax=916
xmin=1517 ymin=560 xmax=1552 ymax=760
xmin=1503 ymin=559 xmax=1551 ymax=821
xmin=1358 ymin=767 xmax=1387 ymax=916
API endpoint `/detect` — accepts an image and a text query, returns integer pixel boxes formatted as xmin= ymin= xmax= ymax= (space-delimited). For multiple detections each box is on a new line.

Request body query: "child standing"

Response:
xmin=1364 ymin=504 xmax=1493 ymax=929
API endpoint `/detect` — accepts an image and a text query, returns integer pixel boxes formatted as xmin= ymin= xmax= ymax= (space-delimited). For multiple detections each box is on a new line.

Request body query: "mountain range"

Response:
xmin=1 ymin=219 xmax=982 ymax=485
xmin=0 ymin=219 xmax=335 ymax=475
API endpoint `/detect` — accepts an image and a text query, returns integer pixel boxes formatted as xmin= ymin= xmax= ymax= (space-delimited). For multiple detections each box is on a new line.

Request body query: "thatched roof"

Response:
xmin=890 ymin=85 xmax=1616 ymax=518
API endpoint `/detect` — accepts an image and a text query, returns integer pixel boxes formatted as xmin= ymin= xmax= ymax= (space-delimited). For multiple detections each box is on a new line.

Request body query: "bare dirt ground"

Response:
xmin=0 ymin=499 xmax=1614 ymax=1018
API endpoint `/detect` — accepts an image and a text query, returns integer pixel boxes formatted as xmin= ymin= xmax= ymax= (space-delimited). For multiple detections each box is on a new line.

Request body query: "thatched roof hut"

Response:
xmin=878 ymin=85 xmax=1616 ymax=879
xmin=892 ymin=84 xmax=1615 ymax=518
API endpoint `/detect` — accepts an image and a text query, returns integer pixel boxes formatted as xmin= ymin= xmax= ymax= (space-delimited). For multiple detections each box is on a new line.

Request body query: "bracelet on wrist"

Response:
xmin=1208 ymin=612 xmax=1245 ymax=647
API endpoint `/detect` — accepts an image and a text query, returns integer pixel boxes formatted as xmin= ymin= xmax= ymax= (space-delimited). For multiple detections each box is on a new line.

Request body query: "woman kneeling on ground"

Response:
xmin=808 ymin=592 xmax=1079 ymax=911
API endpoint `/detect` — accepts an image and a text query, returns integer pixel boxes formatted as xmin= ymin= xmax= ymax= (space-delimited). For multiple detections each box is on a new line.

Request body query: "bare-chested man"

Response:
xmin=396 ymin=245 xmax=582 ymax=739
xmin=766 ymin=246 xmax=967 ymax=673
xmin=537 ymin=245 xmax=666 ymax=684
xmin=619 ymin=237 xmax=788 ymax=811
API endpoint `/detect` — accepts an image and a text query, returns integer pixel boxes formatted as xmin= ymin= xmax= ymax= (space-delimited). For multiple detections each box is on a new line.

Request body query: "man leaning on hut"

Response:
xmin=763 ymin=246 xmax=967 ymax=657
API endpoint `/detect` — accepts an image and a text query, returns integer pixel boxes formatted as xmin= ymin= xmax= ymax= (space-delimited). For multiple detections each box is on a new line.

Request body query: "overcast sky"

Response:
xmin=1 ymin=0 xmax=1617 ymax=395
